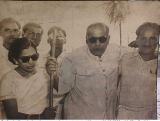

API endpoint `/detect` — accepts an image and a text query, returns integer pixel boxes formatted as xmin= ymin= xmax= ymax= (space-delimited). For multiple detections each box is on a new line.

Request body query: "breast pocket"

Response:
xmin=75 ymin=67 xmax=96 ymax=90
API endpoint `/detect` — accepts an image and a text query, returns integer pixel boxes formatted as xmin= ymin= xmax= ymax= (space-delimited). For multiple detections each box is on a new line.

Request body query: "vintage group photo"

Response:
xmin=0 ymin=1 xmax=159 ymax=120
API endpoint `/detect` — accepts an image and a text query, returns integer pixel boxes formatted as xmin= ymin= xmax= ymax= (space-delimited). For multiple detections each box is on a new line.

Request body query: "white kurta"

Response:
xmin=0 ymin=68 xmax=48 ymax=114
xmin=118 ymin=51 xmax=157 ymax=119
xmin=58 ymin=44 xmax=127 ymax=119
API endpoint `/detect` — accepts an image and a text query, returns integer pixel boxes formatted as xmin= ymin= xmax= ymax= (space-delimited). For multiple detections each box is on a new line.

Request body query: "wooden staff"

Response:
xmin=48 ymin=29 xmax=57 ymax=108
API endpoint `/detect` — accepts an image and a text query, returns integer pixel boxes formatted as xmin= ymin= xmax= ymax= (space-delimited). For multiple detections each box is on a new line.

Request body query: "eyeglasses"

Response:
xmin=20 ymin=53 xmax=39 ymax=63
xmin=88 ymin=36 xmax=107 ymax=44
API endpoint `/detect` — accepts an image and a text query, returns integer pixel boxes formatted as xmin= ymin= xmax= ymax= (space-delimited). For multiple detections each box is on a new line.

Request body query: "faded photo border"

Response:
xmin=0 ymin=1 xmax=159 ymax=119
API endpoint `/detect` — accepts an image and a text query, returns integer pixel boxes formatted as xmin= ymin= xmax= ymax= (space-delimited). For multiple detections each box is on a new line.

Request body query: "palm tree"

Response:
xmin=104 ymin=1 xmax=130 ymax=47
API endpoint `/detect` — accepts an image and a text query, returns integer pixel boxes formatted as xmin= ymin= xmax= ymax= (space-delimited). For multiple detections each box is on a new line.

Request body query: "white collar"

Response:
xmin=86 ymin=45 xmax=109 ymax=62
xmin=135 ymin=51 xmax=157 ymax=63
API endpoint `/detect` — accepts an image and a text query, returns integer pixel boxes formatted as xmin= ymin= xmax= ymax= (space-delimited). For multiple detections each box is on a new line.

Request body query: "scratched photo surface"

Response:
xmin=0 ymin=1 xmax=159 ymax=119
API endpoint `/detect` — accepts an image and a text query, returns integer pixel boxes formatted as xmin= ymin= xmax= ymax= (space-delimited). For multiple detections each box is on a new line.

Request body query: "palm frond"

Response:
xmin=104 ymin=1 xmax=130 ymax=24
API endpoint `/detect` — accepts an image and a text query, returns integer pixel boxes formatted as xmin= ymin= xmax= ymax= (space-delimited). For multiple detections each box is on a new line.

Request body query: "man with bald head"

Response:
xmin=46 ymin=22 xmax=127 ymax=119
xmin=86 ymin=23 xmax=110 ymax=57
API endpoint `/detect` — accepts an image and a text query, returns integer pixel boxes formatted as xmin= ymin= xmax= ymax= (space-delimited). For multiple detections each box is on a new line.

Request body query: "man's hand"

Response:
xmin=41 ymin=107 xmax=57 ymax=119
xmin=46 ymin=57 xmax=58 ymax=75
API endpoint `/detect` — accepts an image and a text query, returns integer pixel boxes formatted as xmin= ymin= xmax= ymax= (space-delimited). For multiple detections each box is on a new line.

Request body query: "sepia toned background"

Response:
xmin=0 ymin=1 xmax=159 ymax=55
xmin=0 ymin=1 xmax=160 ymax=119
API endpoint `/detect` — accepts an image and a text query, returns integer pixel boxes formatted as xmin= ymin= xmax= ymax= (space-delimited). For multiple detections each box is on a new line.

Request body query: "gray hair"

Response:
xmin=23 ymin=22 xmax=43 ymax=33
xmin=0 ymin=17 xmax=21 ymax=30
xmin=48 ymin=26 xmax=66 ymax=37
xmin=136 ymin=22 xmax=160 ymax=37
xmin=129 ymin=22 xmax=160 ymax=48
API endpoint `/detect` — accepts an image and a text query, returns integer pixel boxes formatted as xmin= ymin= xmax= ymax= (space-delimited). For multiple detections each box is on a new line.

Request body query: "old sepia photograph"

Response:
xmin=0 ymin=1 xmax=159 ymax=119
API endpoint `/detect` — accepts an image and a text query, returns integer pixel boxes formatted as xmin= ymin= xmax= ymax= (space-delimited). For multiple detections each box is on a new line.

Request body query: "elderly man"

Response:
xmin=0 ymin=17 xmax=21 ymax=119
xmin=117 ymin=22 xmax=159 ymax=119
xmin=0 ymin=17 xmax=21 ymax=76
xmin=47 ymin=22 xmax=127 ymax=119
xmin=22 ymin=22 xmax=43 ymax=47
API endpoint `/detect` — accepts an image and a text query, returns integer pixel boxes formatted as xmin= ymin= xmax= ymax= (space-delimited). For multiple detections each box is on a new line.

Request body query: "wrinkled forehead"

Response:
xmin=87 ymin=26 xmax=108 ymax=38
xmin=140 ymin=29 xmax=159 ymax=38
xmin=2 ymin=22 xmax=19 ymax=30
xmin=26 ymin=26 xmax=42 ymax=34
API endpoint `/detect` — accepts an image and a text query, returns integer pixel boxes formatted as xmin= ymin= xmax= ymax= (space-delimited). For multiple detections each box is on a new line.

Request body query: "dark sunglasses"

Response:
xmin=20 ymin=53 xmax=39 ymax=63
xmin=88 ymin=36 xmax=107 ymax=44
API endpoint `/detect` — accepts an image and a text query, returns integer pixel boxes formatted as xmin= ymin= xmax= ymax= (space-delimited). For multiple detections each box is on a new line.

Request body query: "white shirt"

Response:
xmin=58 ymin=43 xmax=128 ymax=119
xmin=0 ymin=68 xmax=48 ymax=114
xmin=118 ymin=51 xmax=157 ymax=119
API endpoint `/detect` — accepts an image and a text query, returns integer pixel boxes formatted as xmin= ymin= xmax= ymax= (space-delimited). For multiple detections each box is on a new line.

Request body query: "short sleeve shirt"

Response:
xmin=0 ymin=68 xmax=48 ymax=114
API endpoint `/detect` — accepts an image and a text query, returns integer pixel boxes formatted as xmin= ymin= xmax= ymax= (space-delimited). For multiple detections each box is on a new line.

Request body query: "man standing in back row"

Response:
xmin=0 ymin=18 xmax=21 ymax=77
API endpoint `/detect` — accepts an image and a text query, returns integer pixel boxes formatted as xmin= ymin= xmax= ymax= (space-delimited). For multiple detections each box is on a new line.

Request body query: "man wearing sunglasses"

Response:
xmin=46 ymin=22 xmax=127 ymax=119
xmin=86 ymin=23 xmax=110 ymax=58
xmin=0 ymin=38 xmax=55 ymax=119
